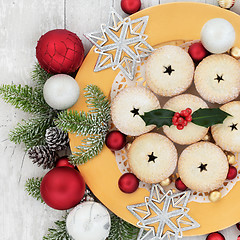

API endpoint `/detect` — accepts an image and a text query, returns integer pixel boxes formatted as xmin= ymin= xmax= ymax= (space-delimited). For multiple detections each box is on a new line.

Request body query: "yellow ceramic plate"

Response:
xmin=70 ymin=2 xmax=240 ymax=236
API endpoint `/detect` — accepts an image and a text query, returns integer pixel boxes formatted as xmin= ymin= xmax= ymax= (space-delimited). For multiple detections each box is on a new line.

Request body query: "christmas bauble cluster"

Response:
xmin=36 ymin=29 xmax=84 ymax=110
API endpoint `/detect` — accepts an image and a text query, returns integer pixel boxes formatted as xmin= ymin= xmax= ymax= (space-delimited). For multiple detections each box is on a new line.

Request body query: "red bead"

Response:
xmin=186 ymin=108 xmax=192 ymax=115
xmin=227 ymin=165 xmax=238 ymax=180
xmin=175 ymin=178 xmax=187 ymax=191
xmin=188 ymin=42 xmax=209 ymax=62
xmin=236 ymin=222 xmax=240 ymax=231
xmin=183 ymin=120 xmax=188 ymax=126
xmin=40 ymin=167 xmax=85 ymax=210
xmin=36 ymin=29 xmax=84 ymax=74
xmin=177 ymin=117 xmax=184 ymax=124
xmin=206 ymin=232 xmax=225 ymax=240
xmin=55 ymin=157 xmax=75 ymax=168
xmin=174 ymin=112 xmax=180 ymax=118
xmin=118 ymin=173 xmax=139 ymax=193
xmin=121 ymin=0 xmax=141 ymax=14
xmin=177 ymin=124 xmax=184 ymax=130
xmin=105 ymin=131 xmax=126 ymax=151
xmin=185 ymin=115 xmax=192 ymax=122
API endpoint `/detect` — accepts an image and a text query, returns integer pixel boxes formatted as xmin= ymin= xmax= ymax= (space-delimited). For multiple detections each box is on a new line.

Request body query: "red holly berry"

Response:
xmin=186 ymin=108 xmax=192 ymax=115
xmin=175 ymin=178 xmax=187 ymax=191
xmin=185 ymin=115 xmax=192 ymax=122
xmin=174 ymin=112 xmax=180 ymax=118
xmin=172 ymin=116 xmax=178 ymax=125
xmin=177 ymin=117 xmax=184 ymax=124
xmin=177 ymin=124 xmax=184 ymax=130
xmin=183 ymin=120 xmax=188 ymax=126
xmin=180 ymin=110 xmax=188 ymax=117
xmin=227 ymin=165 xmax=237 ymax=180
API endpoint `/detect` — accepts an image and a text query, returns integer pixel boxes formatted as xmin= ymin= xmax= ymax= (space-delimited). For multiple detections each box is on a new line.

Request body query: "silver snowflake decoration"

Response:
xmin=85 ymin=8 xmax=154 ymax=80
xmin=127 ymin=184 xmax=200 ymax=240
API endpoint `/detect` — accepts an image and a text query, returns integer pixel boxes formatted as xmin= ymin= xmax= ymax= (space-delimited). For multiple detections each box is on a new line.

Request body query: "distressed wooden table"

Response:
xmin=1 ymin=0 xmax=240 ymax=239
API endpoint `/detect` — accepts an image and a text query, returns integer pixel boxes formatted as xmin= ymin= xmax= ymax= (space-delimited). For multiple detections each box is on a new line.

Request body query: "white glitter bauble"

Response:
xmin=43 ymin=74 xmax=80 ymax=110
xmin=66 ymin=202 xmax=111 ymax=240
xmin=201 ymin=18 xmax=235 ymax=54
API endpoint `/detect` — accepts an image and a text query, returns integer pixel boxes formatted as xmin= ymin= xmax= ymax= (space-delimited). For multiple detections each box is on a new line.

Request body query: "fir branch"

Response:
xmin=25 ymin=177 xmax=43 ymax=203
xmin=43 ymin=215 xmax=72 ymax=240
xmin=10 ymin=116 xmax=55 ymax=149
xmin=0 ymin=84 xmax=51 ymax=115
xmin=32 ymin=63 xmax=52 ymax=90
xmin=108 ymin=213 xmax=139 ymax=240
xmin=70 ymin=134 xmax=105 ymax=166
xmin=56 ymin=110 xmax=108 ymax=136
xmin=84 ymin=84 xmax=111 ymax=121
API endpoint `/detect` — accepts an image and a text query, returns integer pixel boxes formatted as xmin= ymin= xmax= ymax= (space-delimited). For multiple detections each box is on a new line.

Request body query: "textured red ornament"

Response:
xmin=105 ymin=130 xmax=126 ymax=151
xmin=236 ymin=222 xmax=240 ymax=231
xmin=206 ymin=232 xmax=225 ymax=240
xmin=188 ymin=42 xmax=209 ymax=62
xmin=227 ymin=165 xmax=238 ymax=180
xmin=40 ymin=167 xmax=85 ymax=210
xmin=118 ymin=173 xmax=139 ymax=193
xmin=36 ymin=29 xmax=84 ymax=74
xmin=175 ymin=177 xmax=188 ymax=191
xmin=55 ymin=157 xmax=75 ymax=169
xmin=121 ymin=0 xmax=141 ymax=14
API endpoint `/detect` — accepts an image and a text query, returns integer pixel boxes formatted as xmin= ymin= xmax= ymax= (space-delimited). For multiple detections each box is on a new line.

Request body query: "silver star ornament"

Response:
xmin=127 ymin=184 xmax=200 ymax=240
xmin=85 ymin=8 xmax=154 ymax=80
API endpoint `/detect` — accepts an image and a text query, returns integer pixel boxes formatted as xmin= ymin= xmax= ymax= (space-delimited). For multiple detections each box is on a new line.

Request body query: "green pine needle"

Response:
xmin=25 ymin=177 xmax=43 ymax=203
xmin=56 ymin=110 xmax=108 ymax=136
xmin=43 ymin=215 xmax=72 ymax=240
xmin=70 ymin=134 xmax=105 ymax=165
xmin=108 ymin=213 xmax=139 ymax=240
xmin=0 ymin=84 xmax=51 ymax=115
xmin=32 ymin=63 xmax=52 ymax=90
xmin=10 ymin=116 xmax=55 ymax=149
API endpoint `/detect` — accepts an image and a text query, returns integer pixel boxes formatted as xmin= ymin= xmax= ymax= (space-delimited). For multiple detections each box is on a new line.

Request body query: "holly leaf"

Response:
xmin=192 ymin=108 xmax=231 ymax=127
xmin=140 ymin=109 xmax=175 ymax=127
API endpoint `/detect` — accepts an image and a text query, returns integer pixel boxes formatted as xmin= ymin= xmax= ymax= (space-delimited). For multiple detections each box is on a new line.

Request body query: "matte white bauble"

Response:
xmin=201 ymin=18 xmax=235 ymax=54
xmin=43 ymin=74 xmax=80 ymax=110
xmin=66 ymin=202 xmax=111 ymax=240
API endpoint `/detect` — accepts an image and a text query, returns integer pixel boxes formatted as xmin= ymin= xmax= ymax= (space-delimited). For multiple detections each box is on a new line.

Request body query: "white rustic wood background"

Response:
xmin=1 ymin=0 xmax=240 ymax=239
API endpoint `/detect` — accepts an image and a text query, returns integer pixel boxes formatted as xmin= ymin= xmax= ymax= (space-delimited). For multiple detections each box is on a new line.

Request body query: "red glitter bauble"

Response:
xmin=175 ymin=177 xmax=188 ymax=191
xmin=121 ymin=0 xmax=141 ymax=14
xmin=55 ymin=157 xmax=75 ymax=169
xmin=188 ymin=42 xmax=209 ymax=62
xmin=40 ymin=167 xmax=85 ymax=210
xmin=105 ymin=131 xmax=126 ymax=151
xmin=236 ymin=222 xmax=240 ymax=231
xmin=118 ymin=173 xmax=139 ymax=193
xmin=206 ymin=232 xmax=225 ymax=240
xmin=227 ymin=165 xmax=237 ymax=180
xmin=36 ymin=29 xmax=84 ymax=74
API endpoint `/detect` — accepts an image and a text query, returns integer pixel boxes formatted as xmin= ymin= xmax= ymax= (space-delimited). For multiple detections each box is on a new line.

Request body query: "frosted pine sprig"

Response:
xmin=25 ymin=177 xmax=43 ymax=202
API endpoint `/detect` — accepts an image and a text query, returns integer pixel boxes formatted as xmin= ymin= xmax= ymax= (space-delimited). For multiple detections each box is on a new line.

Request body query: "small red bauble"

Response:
xmin=121 ymin=0 xmax=141 ymax=14
xmin=56 ymin=157 xmax=75 ymax=169
xmin=227 ymin=165 xmax=238 ymax=180
xmin=236 ymin=222 xmax=240 ymax=231
xmin=206 ymin=232 xmax=225 ymax=240
xmin=36 ymin=29 xmax=84 ymax=74
xmin=238 ymin=235 xmax=240 ymax=240
xmin=40 ymin=167 xmax=85 ymax=210
xmin=188 ymin=42 xmax=208 ymax=62
xmin=175 ymin=177 xmax=188 ymax=191
xmin=105 ymin=131 xmax=126 ymax=151
xmin=118 ymin=173 xmax=139 ymax=193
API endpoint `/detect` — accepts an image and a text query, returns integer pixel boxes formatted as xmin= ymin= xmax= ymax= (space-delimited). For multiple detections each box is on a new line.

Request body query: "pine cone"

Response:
xmin=45 ymin=127 xmax=69 ymax=151
xmin=28 ymin=145 xmax=57 ymax=169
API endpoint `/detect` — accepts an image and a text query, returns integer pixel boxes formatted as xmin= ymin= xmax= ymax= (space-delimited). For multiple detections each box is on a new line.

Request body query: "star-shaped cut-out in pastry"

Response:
xmin=85 ymin=8 xmax=154 ymax=80
xmin=229 ymin=123 xmax=238 ymax=131
xmin=127 ymin=184 xmax=200 ymax=240
xmin=131 ymin=107 xmax=140 ymax=117
xmin=163 ymin=65 xmax=175 ymax=76
xmin=148 ymin=152 xmax=157 ymax=163
xmin=214 ymin=74 xmax=224 ymax=83
xmin=198 ymin=163 xmax=208 ymax=172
